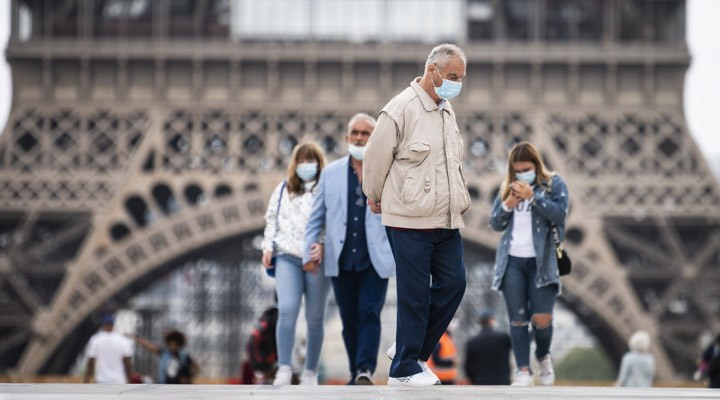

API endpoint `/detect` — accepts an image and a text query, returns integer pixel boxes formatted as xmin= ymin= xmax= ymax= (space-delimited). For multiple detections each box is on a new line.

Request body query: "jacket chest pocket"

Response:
xmin=392 ymin=141 xmax=437 ymax=217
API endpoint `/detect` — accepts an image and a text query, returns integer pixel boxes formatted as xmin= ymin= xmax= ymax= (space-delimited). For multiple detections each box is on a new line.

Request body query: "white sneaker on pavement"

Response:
xmin=386 ymin=342 xmax=441 ymax=385
xmin=418 ymin=361 xmax=441 ymax=384
xmin=273 ymin=365 xmax=293 ymax=385
xmin=299 ymin=370 xmax=318 ymax=385
xmin=387 ymin=371 xmax=441 ymax=386
xmin=511 ymin=370 xmax=534 ymax=386
xmin=538 ymin=356 xmax=556 ymax=386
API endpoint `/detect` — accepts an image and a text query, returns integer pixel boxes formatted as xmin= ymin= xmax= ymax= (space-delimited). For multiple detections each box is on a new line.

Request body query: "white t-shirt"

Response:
xmin=507 ymin=198 xmax=537 ymax=258
xmin=86 ymin=331 xmax=134 ymax=383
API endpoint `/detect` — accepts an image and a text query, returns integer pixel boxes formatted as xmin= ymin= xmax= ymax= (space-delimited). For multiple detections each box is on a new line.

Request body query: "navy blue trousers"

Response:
xmin=332 ymin=266 xmax=388 ymax=378
xmin=386 ymin=228 xmax=466 ymax=378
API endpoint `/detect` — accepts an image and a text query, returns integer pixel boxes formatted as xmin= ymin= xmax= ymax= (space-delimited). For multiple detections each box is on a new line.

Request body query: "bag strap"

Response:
xmin=271 ymin=181 xmax=287 ymax=250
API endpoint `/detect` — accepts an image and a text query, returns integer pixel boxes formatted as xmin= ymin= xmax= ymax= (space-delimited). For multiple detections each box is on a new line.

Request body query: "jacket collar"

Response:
xmin=410 ymin=77 xmax=453 ymax=115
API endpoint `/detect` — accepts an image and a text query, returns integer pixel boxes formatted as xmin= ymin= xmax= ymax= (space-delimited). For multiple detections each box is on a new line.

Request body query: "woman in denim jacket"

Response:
xmin=489 ymin=142 xmax=569 ymax=386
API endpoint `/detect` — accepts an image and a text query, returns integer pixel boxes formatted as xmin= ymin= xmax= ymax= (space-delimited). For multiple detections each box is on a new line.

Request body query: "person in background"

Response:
xmin=489 ymin=142 xmax=570 ymax=386
xmin=363 ymin=43 xmax=470 ymax=387
xmin=426 ymin=323 xmax=458 ymax=385
xmin=84 ymin=314 xmax=134 ymax=384
xmin=132 ymin=330 xmax=199 ymax=384
xmin=262 ymin=142 xmax=331 ymax=385
xmin=694 ymin=334 xmax=720 ymax=388
xmin=464 ymin=311 xmax=512 ymax=385
xmin=615 ymin=330 xmax=656 ymax=387
xmin=244 ymin=302 xmax=279 ymax=384
xmin=304 ymin=113 xmax=395 ymax=385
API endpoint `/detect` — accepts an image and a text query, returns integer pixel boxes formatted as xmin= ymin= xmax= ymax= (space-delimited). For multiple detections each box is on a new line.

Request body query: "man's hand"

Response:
xmin=310 ymin=243 xmax=323 ymax=262
xmin=511 ymin=181 xmax=534 ymax=200
xmin=303 ymin=261 xmax=319 ymax=275
xmin=368 ymin=199 xmax=382 ymax=214
xmin=261 ymin=251 xmax=273 ymax=269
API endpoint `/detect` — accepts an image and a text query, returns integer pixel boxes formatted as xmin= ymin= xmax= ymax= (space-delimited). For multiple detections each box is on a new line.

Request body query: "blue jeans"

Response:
xmin=275 ymin=254 xmax=331 ymax=372
xmin=501 ymin=256 xmax=558 ymax=369
xmin=386 ymin=228 xmax=466 ymax=378
xmin=332 ymin=266 xmax=388 ymax=378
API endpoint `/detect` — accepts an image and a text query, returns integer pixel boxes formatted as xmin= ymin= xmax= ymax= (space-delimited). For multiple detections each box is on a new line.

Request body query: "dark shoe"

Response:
xmin=355 ymin=370 xmax=374 ymax=385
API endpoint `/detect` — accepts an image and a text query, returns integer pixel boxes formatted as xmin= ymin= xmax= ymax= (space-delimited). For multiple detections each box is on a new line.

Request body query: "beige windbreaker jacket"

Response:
xmin=363 ymin=78 xmax=471 ymax=230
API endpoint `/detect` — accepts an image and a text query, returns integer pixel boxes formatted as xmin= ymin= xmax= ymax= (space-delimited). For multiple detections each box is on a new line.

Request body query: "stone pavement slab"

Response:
xmin=0 ymin=384 xmax=717 ymax=400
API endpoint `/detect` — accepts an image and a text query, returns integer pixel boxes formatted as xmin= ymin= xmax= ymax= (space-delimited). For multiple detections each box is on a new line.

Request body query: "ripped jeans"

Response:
xmin=500 ymin=256 xmax=558 ymax=369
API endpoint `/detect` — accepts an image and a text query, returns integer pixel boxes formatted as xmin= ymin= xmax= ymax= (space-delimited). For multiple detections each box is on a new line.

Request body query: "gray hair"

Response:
xmin=628 ymin=331 xmax=651 ymax=353
xmin=425 ymin=43 xmax=467 ymax=71
xmin=347 ymin=113 xmax=376 ymax=132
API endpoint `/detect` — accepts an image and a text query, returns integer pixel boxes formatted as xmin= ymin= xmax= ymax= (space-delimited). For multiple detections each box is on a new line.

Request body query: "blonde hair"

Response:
xmin=286 ymin=142 xmax=326 ymax=196
xmin=628 ymin=331 xmax=651 ymax=353
xmin=500 ymin=142 xmax=554 ymax=201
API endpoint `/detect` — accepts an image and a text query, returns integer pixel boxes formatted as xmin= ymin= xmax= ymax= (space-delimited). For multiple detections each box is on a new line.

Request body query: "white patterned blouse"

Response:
xmin=261 ymin=181 xmax=319 ymax=259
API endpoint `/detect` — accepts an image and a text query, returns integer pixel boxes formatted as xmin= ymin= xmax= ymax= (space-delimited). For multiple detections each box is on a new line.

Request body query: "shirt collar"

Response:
xmin=410 ymin=77 xmax=452 ymax=115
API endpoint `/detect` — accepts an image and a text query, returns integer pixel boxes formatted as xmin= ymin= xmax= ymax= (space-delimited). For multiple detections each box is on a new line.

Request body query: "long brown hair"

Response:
xmin=500 ymin=142 xmax=554 ymax=201
xmin=286 ymin=142 xmax=326 ymax=196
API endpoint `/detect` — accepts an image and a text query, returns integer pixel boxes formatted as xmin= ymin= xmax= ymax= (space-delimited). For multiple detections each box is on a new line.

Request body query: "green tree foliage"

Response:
xmin=555 ymin=347 xmax=616 ymax=381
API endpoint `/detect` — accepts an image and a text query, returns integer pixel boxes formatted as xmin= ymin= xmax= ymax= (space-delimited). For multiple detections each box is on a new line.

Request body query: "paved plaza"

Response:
xmin=0 ymin=384 xmax=717 ymax=400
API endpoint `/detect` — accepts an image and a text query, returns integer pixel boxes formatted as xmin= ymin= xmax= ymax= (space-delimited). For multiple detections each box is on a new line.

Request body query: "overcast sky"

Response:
xmin=0 ymin=1 xmax=718 ymax=169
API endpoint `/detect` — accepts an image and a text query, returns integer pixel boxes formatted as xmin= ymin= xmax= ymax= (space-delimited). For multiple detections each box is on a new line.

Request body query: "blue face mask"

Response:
xmin=516 ymin=170 xmax=536 ymax=185
xmin=296 ymin=162 xmax=318 ymax=182
xmin=433 ymin=66 xmax=463 ymax=100
xmin=348 ymin=144 xmax=366 ymax=161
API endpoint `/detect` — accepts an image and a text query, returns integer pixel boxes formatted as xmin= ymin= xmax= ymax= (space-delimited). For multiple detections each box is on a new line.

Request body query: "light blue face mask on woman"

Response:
xmin=296 ymin=162 xmax=318 ymax=182
xmin=433 ymin=66 xmax=463 ymax=100
xmin=516 ymin=170 xmax=536 ymax=185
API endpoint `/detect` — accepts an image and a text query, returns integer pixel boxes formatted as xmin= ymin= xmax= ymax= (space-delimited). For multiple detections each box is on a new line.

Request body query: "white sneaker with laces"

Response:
xmin=418 ymin=361 xmax=440 ymax=384
xmin=273 ymin=365 xmax=293 ymax=385
xmin=387 ymin=371 xmax=441 ymax=386
xmin=511 ymin=370 xmax=534 ymax=386
xmin=538 ymin=356 xmax=555 ymax=386
xmin=386 ymin=342 xmax=441 ymax=385
xmin=299 ymin=370 xmax=318 ymax=385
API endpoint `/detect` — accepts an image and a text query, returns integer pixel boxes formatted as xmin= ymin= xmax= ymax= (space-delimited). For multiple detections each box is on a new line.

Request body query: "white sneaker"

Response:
xmin=386 ymin=342 xmax=396 ymax=360
xmin=538 ymin=356 xmax=555 ymax=386
xmin=273 ymin=365 xmax=293 ymax=385
xmin=388 ymin=371 xmax=441 ymax=386
xmin=387 ymin=343 xmax=440 ymax=384
xmin=418 ymin=361 xmax=440 ymax=384
xmin=299 ymin=370 xmax=318 ymax=385
xmin=511 ymin=370 xmax=534 ymax=386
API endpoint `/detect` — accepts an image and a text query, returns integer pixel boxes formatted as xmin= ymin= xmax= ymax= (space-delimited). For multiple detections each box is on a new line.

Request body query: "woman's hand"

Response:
xmin=303 ymin=261 xmax=319 ymax=275
xmin=261 ymin=251 xmax=273 ymax=269
xmin=504 ymin=194 xmax=522 ymax=210
xmin=310 ymin=243 xmax=323 ymax=262
xmin=511 ymin=181 xmax=534 ymax=200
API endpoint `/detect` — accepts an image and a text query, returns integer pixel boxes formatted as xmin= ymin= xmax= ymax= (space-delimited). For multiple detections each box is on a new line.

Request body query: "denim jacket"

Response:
xmin=489 ymin=175 xmax=570 ymax=292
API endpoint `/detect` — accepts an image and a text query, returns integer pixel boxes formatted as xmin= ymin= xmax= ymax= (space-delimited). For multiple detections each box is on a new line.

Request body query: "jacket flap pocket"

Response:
xmin=407 ymin=142 xmax=431 ymax=153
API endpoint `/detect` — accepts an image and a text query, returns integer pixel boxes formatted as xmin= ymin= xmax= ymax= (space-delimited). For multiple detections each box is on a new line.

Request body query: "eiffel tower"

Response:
xmin=1 ymin=0 xmax=718 ymax=381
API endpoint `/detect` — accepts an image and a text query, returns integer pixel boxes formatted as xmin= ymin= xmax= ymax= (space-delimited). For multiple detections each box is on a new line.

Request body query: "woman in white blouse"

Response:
xmin=261 ymin=142 xmax=330 ymax=385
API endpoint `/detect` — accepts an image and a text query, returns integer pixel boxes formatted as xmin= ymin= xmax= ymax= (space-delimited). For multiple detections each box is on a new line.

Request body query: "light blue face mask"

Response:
xmin=348 ymin=144 xmax=366 ymax=161
xmin=296 ymin=162 xmax=318 ymax=182
xmin=515 ymin=170 xmax=536 ymax=185
xmin=433 ymin=66 xmax=463 ymax=100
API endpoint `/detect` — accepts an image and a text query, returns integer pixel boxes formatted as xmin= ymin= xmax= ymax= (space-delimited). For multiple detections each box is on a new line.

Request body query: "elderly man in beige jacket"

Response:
xmin=363 ymin=43 xmax=471 ymax=386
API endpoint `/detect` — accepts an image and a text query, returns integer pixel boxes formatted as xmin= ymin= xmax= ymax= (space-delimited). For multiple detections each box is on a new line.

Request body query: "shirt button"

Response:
xmin=354 ymin=216 xmax=359 ymax=221
xmin=352 ymin=248 xmax=357 ymax=253
xmin=353 ymin=232 xmax=357 ymax=237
